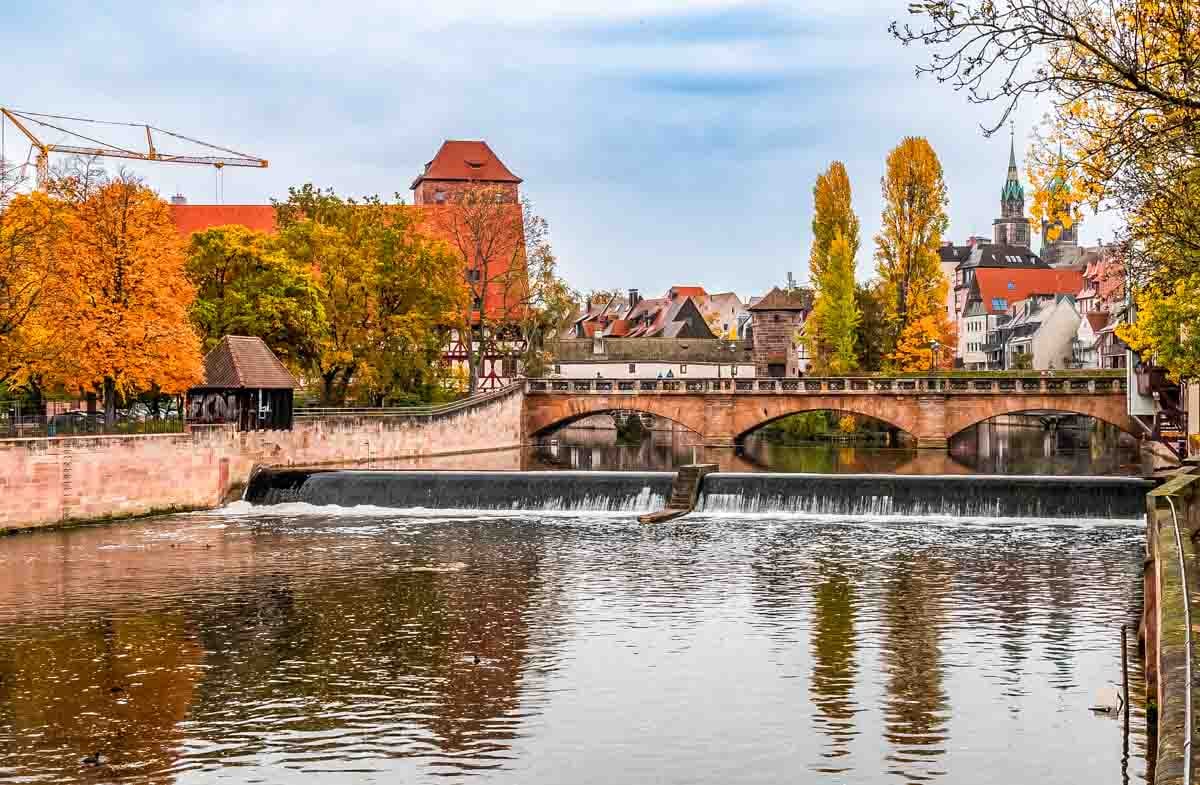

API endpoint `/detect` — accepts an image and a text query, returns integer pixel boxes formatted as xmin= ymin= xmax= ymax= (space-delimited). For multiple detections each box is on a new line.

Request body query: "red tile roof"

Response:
xmin=411 ymin=140 xmax=521 ymax=188
xmin=975 ymin=268 xmax=1084 ymax=314
xmin=748 ymin=287 xmax=813 ymax=311
xmin=668 ymin=286 xmax=708 ymax=299
xmin=170 ymin=204 xmax=276 ymax=236
xmin=198 ymin=335 xmax=298 ymax=390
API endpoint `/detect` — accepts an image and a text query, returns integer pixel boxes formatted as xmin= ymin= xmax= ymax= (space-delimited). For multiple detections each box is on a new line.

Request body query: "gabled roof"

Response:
xmin=198 ymin=336 xmax=299 ymax=390
xmin=966 ymin=244 xmax=1047 ymax=269
xmin=668 ymin=286 xmax=708 ymax=299
xmin=974 ymin=268 xmax=1084 ymax=315
xmin=938 ymin=244 xmax=971 ymax=263
xmin=411 ymin=140 xmax=521 ymax=189
xmin=170 ymin=204 xmax=276 ymax=236
xmin=748 ymin=287 xmax=813 ymax=311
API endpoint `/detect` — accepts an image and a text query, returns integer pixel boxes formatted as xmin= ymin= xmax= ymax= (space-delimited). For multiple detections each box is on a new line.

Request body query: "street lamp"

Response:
xmin=929 ymin=340 xmax=940 ymax=374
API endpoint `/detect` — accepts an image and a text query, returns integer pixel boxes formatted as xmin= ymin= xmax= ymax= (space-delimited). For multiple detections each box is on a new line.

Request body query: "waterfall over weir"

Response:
xmin=244 ymin=469 xmax=1152 ymax=519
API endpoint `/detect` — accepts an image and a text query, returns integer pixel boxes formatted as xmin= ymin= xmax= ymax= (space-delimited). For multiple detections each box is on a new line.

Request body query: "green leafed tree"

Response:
xmin=805 ymin=162 xmax=862 ymax=371
xmin=185 ymin=225 xmax=325 ymax=374
xmin=808 ymin=229 xmax=861 ymax=374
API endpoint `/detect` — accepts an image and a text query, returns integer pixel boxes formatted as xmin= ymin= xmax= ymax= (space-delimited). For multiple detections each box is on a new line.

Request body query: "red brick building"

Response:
xmin=169 ymin=140 xmax=528 ymax=390
xmin=748 ymin=287 xmax=813 ymax=377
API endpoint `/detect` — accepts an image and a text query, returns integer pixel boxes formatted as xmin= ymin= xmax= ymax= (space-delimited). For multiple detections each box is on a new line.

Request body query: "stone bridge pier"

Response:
xmin=522 ymin=375 xmax=1135 ymax=449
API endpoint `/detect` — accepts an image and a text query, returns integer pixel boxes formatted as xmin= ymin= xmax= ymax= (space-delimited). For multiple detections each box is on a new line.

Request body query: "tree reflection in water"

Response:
xmin=880 ymin=554 xmax=951 ymax=783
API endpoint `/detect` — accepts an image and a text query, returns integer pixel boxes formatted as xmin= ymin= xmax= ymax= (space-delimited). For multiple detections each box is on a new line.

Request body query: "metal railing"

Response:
xmin=525 ymin=373 xmax=1126 ymax=396
xmin=294 ymin=382 xmax=521 ymax=418
xmin=0 ymin=408 xmax=185 ymax=439
xmin=1168 ymin=494 xmax=1196 ymax=785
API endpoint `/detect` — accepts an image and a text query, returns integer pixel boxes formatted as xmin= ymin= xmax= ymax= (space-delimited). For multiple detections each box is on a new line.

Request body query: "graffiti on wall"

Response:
xmin=187 ymin=392 xmax=241 ymax=424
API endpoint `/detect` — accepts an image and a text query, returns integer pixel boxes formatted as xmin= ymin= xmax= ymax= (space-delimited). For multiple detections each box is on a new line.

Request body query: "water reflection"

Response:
xmin=809 ymin=559 xmax=860 ymax=771
xmin=880 ymin=554 xmax=951 ymax=782
xmin=526 ymin=414 xmax=1148 ymax=476
xmin=0 ymin=512 xmax=1150 ymax=784
xmin=951 ymin=416 xmax=1148 ymax=475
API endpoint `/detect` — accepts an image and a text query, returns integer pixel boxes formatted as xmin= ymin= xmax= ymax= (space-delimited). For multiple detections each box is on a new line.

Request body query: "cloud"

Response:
xmin=0 ymin=1 xmax=1121 ymax=298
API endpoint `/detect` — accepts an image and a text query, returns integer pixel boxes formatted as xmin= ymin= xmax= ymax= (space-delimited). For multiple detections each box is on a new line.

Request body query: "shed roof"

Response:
xmin=199 ymin=336 xmax=299 ymax=390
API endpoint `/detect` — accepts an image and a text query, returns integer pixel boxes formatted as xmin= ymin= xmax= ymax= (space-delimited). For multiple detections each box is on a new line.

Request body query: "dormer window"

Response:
xmin=466 ymin=159 xmax=485 ymax=169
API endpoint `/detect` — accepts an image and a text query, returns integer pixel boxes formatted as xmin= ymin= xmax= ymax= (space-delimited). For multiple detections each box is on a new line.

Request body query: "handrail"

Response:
xmin=1168 ymin=494 xmax=1195 ymax=785
xmin=524 ymin=373 xmax=1124 ymax=396
xmin=294 ymin=382 xmax=521 ymax=418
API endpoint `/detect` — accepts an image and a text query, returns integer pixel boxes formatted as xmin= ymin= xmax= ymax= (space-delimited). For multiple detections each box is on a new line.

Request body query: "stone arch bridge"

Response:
xmin=523 ymin=374 xmax=1134 ymax=448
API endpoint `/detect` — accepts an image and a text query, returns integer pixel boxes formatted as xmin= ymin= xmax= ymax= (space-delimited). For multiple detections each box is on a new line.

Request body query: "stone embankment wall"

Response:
xmin=1144 ymin=468 xmax=1200 ymax=785
xmin=0 ymin=387 xmax=523 ymax=533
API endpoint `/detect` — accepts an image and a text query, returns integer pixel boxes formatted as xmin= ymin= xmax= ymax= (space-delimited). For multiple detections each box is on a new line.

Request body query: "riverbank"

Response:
xmin=0 ymin=386 xmax=524 ymax=533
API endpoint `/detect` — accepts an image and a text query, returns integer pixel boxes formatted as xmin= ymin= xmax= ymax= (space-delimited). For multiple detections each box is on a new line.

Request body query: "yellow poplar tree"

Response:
xmin=874 ymin=137 xmax=955 ymax=371
xmin=805 ymin=162 xmax=861 ymax=372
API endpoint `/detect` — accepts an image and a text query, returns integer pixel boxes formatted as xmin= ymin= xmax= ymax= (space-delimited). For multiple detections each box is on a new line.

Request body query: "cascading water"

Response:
xmin=245 ymin=469 xmax=672 ymax=513
xmin=244 ymin=468 xmax=1151 ymax=519
xmin=698 ymin=472 xmax=1150 ymax=519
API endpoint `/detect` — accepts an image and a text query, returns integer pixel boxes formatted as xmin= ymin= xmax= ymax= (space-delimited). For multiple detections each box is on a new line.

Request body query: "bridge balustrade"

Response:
xmin=525 ymin=375 xmax=1126 ymax=396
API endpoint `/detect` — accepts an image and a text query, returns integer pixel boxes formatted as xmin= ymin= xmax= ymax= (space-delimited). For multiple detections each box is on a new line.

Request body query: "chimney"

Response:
xmin=170 ymin=193 xmax=187 ymax=205
xmin=628 ymin=288 xmax=640 ymax=308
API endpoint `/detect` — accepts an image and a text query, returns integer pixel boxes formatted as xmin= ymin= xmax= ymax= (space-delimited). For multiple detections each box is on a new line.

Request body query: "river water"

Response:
xmin=0 ymin=504 xmax=1148 ymax=784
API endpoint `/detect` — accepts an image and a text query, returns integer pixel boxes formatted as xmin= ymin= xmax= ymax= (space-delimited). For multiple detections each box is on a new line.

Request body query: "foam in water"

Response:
xmin=243 ymin=469 xmax=1151 ymax=520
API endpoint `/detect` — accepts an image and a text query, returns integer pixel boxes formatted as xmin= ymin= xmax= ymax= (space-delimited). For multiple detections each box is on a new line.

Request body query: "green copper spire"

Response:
xmin=1001 ymin=131 xmax=1024 ymax=202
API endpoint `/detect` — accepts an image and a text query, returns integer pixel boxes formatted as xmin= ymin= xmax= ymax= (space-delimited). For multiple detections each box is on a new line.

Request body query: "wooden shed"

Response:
xmin=186 ymin=336 xmax=299 ymax=431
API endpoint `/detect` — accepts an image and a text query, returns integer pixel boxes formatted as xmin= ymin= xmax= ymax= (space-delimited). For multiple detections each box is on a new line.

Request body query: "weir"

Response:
xmin=244 ymin=468 xmax=1152 ymax=519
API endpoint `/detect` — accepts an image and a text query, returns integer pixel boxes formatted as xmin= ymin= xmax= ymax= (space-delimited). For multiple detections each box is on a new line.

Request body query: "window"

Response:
xmin=467 ymin=268 xmax=481 ymax=283
xmin=434 ymin=190 xmax=447 ymax=203
xmin=502 ymin=356 xmax=517 ymax=376
xmin=679 ymin=364 xmax=687 ymax=375
xmin=554 ymin=363 xmax=561 ymax=374
xmin=628 ymin=363 xmax=636 ymax=374
xmin=1007 ymin=281 xmax=1016 ymax=290
xmin=991 ymin=297 xmax=1008 ymax=311
xmin=731 ymin=365 xmax=738 ymax=377
xmin=472 ymin=295 xmax=483 ymax=310
xmin=767 ymin=363 xmax=785 ymax=378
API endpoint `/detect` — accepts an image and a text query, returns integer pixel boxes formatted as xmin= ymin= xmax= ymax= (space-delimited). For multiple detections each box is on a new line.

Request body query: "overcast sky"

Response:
xmin=1 ymin=1 xmax=1120 ymax=298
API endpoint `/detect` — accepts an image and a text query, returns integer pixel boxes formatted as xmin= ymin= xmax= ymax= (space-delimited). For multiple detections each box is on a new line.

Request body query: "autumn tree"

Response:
xmin=428 ymin=185 xmax=527 ymax=393
xmin=893 ymin=0 xmax=1200 ymax=377
xmin=0 ymin=191 xmax=72 ymax=391
xmin=805 ymin=162 xmax=861 ymax=373
xmin=186 ymin=225 xmax=324 ymax=373
xmin=57 ymin=176 xmax=203 ymax=426
xmin=874 ymin=137 xmax=955 ymax=371
xmin=275 ymin=185 xmax=466 ymax=404
xmin=853 ymin=280 xmax=889 ymax=372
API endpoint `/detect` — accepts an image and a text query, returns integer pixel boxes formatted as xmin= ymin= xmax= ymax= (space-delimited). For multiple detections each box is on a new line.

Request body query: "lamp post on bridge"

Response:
xmin=930 ymin=340 xmax=940 ymax=375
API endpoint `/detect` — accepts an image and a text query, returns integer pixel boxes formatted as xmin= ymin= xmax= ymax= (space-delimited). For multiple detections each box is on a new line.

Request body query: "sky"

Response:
xmin=0 ymin=1 xmax=1120 ymax=298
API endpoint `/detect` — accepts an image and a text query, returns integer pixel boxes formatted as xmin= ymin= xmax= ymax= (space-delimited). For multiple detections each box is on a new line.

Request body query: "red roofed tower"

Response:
xmin=410 ymin=140 xmax=522 ymax=205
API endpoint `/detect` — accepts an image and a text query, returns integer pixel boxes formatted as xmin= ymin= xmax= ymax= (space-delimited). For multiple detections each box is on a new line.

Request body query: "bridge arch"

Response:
xmin=729 ymin=395 xmax=924 ymax=444
xmin=944 ymin=396 xmax=1141 ymax=441
xmin=524 ymin=394 xmax=706 ymax=439
xmin=734 ymin=405 xmax=917 ymax=443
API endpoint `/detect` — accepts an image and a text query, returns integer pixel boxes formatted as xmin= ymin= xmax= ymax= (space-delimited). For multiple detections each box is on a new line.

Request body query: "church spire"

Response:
xmin=1001 ymin=124 xmax=1024 ymax=204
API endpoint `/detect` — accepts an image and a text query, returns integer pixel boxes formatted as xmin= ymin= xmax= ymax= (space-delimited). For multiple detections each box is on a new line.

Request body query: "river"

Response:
xmin=529 ymin=416 xmax=1151 ymax=476
xmin=0 ymin=502 xmax=1149 ymax=784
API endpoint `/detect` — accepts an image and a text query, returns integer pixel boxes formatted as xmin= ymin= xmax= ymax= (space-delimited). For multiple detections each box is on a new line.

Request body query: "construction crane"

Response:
xmin=0 ymin=107 xmax=267 ymax=192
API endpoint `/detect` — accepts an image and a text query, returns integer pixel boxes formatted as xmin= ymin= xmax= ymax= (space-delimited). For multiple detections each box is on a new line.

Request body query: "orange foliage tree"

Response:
xmin=56 ymin=177 xmax=202 ymax=425
xmin=0 ymin=191 xmax=73 ymax=393
xmin=874 ymin=137 xmax=956 ymax=371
